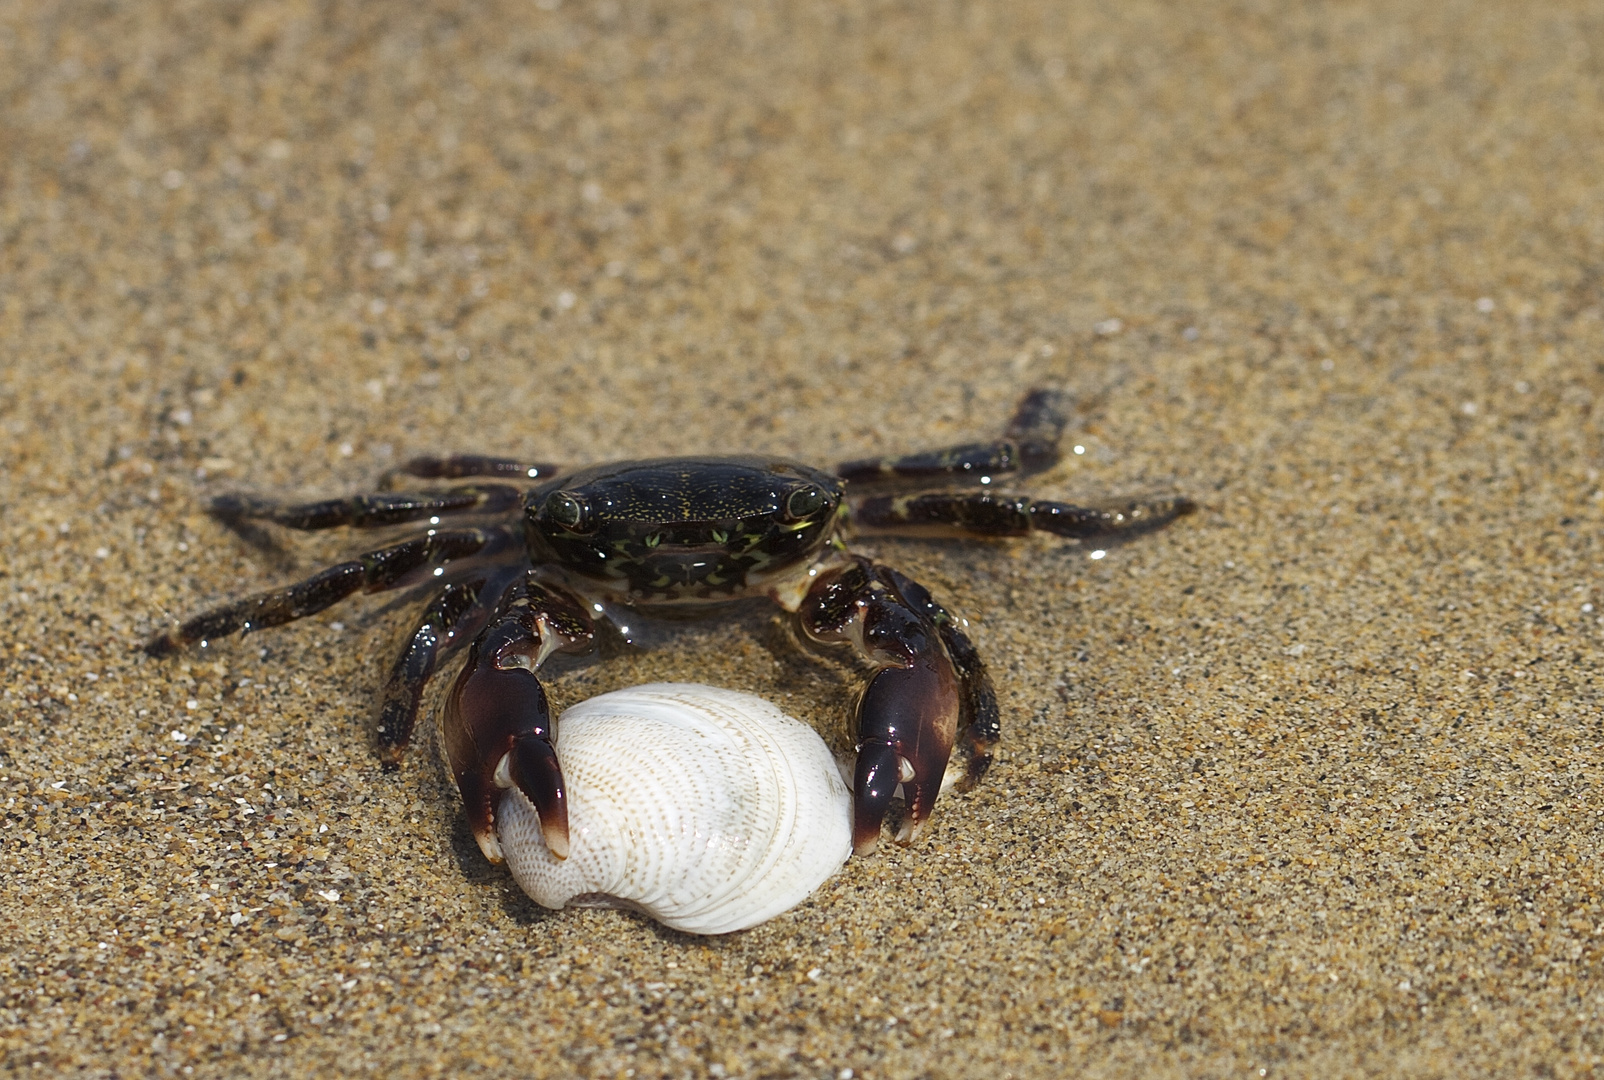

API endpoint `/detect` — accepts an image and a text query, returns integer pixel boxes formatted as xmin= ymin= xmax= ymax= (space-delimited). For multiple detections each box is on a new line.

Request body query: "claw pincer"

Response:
xmin=441 ymin=579 xmax=593 ymax=863
xmin=800 ymin=558 xmax=986 ymax=855
xmin=853 ymin=655 xmax=959 ymax=854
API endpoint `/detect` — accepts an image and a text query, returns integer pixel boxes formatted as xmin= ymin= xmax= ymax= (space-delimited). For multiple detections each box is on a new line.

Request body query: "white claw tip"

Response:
xmin=894 ymin=817 xmax=924 ymax=846
xmin=542 ymin=822 xmax=571 ymax=861
xmin=492 ymin=752 xmax=514 ymax=789
xmin=476 ymin=830 xmax=506 ymax=864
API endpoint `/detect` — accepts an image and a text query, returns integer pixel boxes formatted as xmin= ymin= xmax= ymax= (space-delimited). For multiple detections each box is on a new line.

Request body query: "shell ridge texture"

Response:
xmin=498 ymin=683 xmax=852 ymax=935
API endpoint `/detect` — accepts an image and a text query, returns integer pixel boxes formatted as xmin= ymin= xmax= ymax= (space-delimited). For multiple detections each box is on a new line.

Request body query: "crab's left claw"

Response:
xmin=799 ymin=559 xmax=979 ymax=856
xmin=851 ymin=646 xmax=961 ymax=856
xmin=442 ymin=629 xmax=571 ymax=863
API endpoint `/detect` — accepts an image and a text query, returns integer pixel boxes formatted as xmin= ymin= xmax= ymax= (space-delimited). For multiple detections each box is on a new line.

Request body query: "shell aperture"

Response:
xmin=495 ymin=683 xmax=852 ymax=935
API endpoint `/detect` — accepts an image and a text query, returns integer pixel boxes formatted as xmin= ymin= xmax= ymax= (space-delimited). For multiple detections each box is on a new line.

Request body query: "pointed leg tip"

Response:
xmin=208 ymin=493 xmax=249 ymax=522
xmin=142 ymin=633 xmax=177 ymax=658
xmin=952 ymin=748 xmax=993 ymax=791
xmin=376 ymin=734 xmax=407 ymax=772
xmin=852 ymin=831 xmax=881 ymax=857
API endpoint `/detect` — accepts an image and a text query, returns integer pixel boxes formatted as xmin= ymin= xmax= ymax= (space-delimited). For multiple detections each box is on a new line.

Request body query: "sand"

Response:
xmin=3 ymin=0 xmax=1602 ymax=1076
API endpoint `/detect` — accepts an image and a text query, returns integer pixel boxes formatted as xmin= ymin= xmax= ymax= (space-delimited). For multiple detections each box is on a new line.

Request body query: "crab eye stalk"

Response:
xmin=785 ymin=485 xmax=828 ymax=521
xmin=544 ymin=491 xmax=592 ymax=532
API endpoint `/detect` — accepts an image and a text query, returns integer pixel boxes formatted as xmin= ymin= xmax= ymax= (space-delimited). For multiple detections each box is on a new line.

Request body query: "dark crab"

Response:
xmin=146 ymin=390 xmax=1191 ymax=858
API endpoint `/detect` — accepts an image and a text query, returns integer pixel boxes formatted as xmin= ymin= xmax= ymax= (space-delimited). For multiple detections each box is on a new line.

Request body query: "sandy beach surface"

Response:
xmin=3 ymin=1 xmax=1602 ymax=1076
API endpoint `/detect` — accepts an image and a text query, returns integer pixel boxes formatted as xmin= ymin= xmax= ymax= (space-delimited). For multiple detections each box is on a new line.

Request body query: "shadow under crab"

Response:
xmin=145 ymin=389 xmax=1193 ymax=859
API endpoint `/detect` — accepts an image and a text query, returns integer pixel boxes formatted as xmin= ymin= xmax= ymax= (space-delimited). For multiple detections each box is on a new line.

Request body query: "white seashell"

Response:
xmin=495 ymin=683 xmax=852 ymax=935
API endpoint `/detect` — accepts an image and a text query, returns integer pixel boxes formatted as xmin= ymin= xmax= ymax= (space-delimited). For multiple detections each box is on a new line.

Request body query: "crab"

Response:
xmin=145 ymin=389 xmax=1192 ymax=859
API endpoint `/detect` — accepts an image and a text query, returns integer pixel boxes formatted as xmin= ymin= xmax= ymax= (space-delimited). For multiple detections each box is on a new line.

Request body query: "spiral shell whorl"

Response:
xmin=497 ymin=684 xmax=852 ymax=935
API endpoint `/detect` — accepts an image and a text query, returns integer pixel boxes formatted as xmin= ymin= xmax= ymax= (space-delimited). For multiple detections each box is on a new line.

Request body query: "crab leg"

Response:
xmin=210 ymin=485 xmax=525 ymax=531
xmin=376 ymin=569 xmax=524 ymax=768
xmin=442 ymin=575 xmax=595 ymax=864
xmin=796 ymin=557 xmax=996 ymax=855
xmin=144 ymin=527 xmax=512 ymax=655
xmin=850 ymin=491 xmax=1195 ymax=540
xmin=834 ymin=387 xmax=1069 ymax=485
xmin=380 ymin=453 xmax=562 ymax=488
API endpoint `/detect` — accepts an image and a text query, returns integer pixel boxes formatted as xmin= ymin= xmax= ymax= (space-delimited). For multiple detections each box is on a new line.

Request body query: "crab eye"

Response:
xmin=544 ymin=491 xmax=591 ymax=532
xmin=784 ymin=485 xmax=828 ymax=521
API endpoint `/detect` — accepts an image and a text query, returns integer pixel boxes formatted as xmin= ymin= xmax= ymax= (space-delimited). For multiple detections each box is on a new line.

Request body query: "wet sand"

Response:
xmin=3 ymin=1 xmax=1602 ymax=1076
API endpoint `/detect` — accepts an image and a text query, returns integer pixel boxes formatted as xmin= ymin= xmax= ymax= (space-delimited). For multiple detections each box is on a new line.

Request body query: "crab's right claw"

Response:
xmin=442 ymin=643 xmax=570 ymax=863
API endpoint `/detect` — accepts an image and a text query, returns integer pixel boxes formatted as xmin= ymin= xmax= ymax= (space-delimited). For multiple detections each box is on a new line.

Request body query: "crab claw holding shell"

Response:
xmin=442 ymin=627 xmax=570 ymax=863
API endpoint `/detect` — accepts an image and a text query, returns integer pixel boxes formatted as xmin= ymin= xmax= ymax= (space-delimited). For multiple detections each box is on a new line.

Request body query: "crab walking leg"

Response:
xmin=380 ymin=454 xmax=563 ymax=489
xmin=850 ymin=491 xmax=1196 ymax=540
xmin=143 ymin=527 xmax=510 ymax=655
xmin=376 ymin=570 xmax=523 ymax=768
xmin=797 ymin=557 xmax=986 ymax=855
xmin=1002 ymin=386 xmax=1074 ymax=469
xmin=834 ymin=387 xmax=1070 ymax=485
xmin=442 ymin=575 xmax=595 ymax=864
xmin=210 ymin=485 xmax=525 ymax=531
